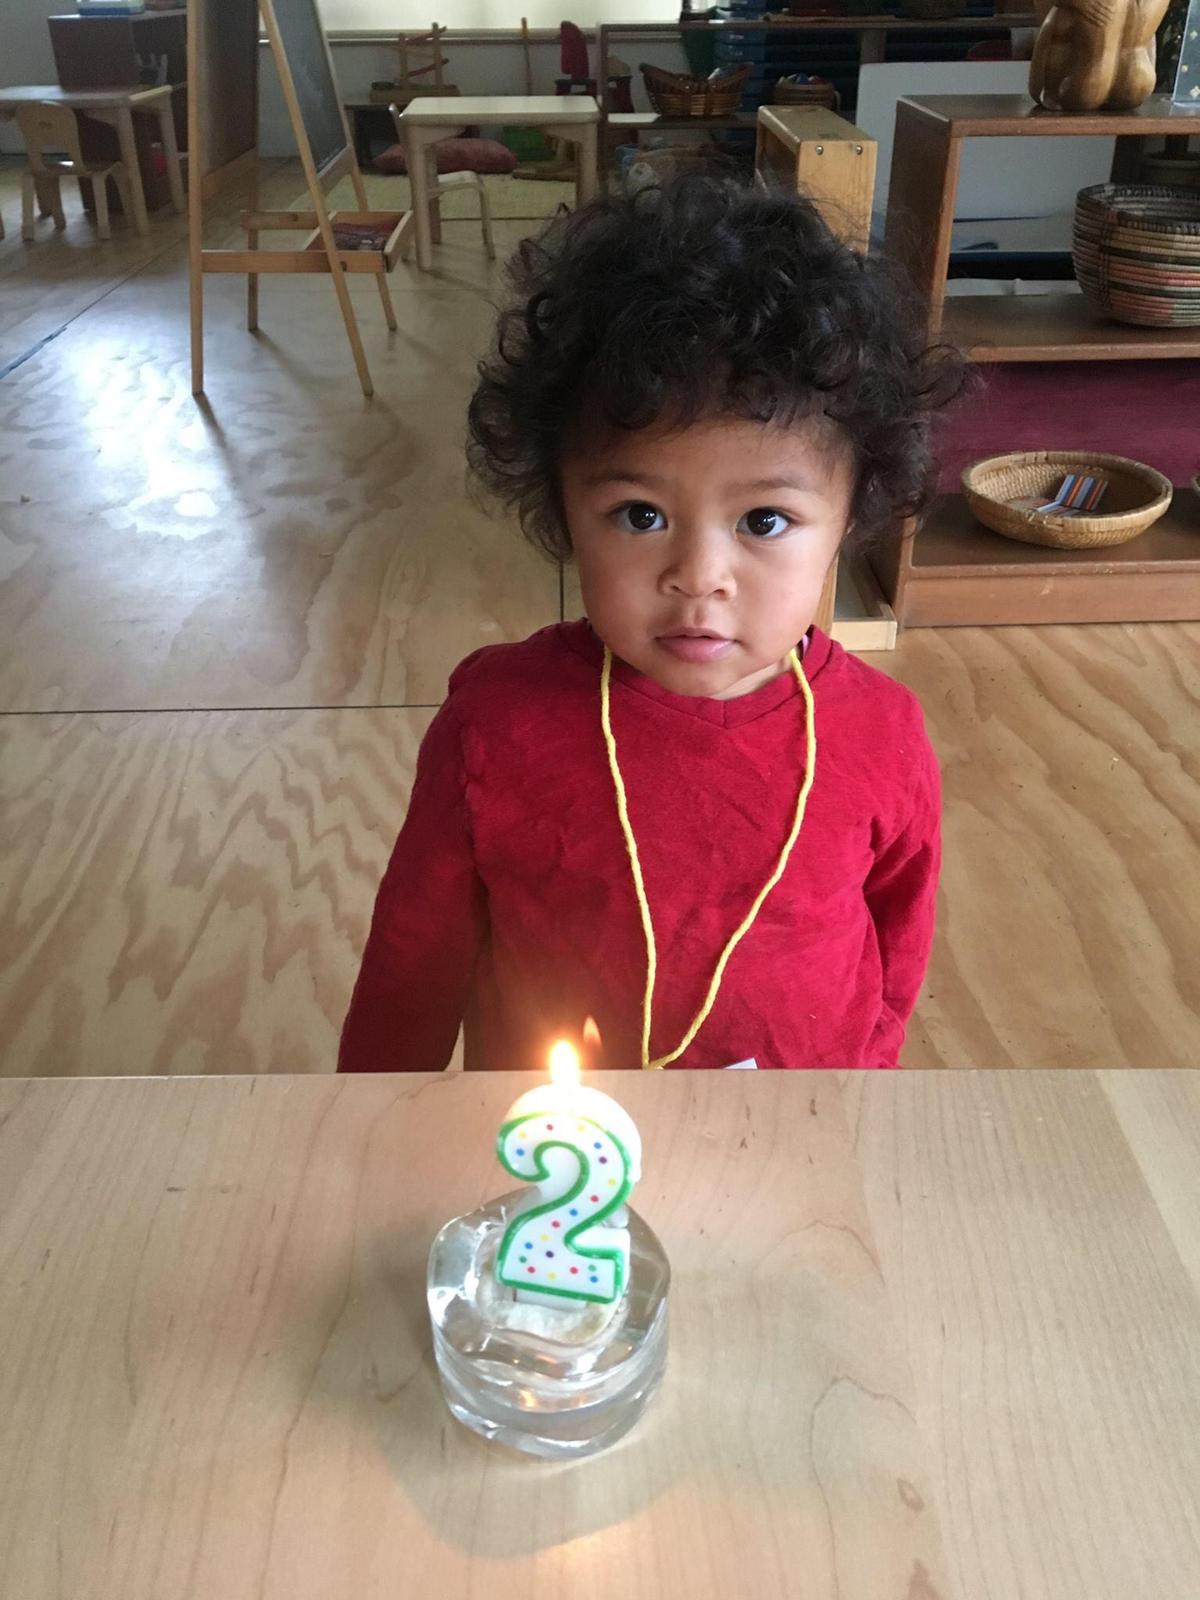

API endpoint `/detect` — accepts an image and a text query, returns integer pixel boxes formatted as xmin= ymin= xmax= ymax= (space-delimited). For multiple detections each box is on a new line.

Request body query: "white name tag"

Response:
xmin=723 ymin=1058 xmax=759 ymax=1070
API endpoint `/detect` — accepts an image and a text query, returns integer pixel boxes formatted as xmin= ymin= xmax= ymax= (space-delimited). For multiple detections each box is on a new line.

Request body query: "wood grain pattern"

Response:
xmin=0 ymin=708 xmax=434 ymax=1077
xmin=0 ymin=1071 xmax=949 ymax=1600
xmin=863 ymin=623 xmax=1200 ymax=1066
xmin=4 ymin=157 xmax=1199 ymax=1073
xmin=843 ymin=1069 xmax=1200 ymax=1600
xmin=0 ymin=236 xmax=557 ymax=710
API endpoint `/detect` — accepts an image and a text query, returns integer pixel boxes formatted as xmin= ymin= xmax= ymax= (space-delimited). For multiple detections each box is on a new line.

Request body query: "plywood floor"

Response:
xmin=1 ymin=159 xmax=1197 ymax=1074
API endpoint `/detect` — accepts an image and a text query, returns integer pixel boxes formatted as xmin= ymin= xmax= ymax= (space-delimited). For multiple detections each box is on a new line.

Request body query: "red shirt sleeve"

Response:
xmin=339 ymin=702 xmax=485 ymax=1072
xmin=862 ymin=735 xmax=942 ymax=1068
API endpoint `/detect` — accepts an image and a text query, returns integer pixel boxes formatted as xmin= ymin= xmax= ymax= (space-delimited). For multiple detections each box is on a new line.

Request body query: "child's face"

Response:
xmin=562 ymin=415 xmax=853 ymax=700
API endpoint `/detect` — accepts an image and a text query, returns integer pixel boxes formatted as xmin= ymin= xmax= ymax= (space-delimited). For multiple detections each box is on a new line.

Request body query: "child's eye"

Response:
xmin=615 ymin=502 xmax=666 ymax=534
xmin=737 ymin=507 xmax=792 ymax=540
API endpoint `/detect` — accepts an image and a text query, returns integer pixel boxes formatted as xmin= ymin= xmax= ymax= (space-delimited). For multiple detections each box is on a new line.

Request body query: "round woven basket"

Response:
xmin=901 ymin=0 xmax=965 ymax=18
xmin=1138 ymin=153 xmax=1200 ymax=190
xmin=1073 ymin=184 xmax=1200 ymax=327
xmin=962 ymin=451 xmax=1173 ymax=550
xmin=639 ymin=63 xmax=751 ymax=119
xmin=773 ymin=75 xmax=838 ymax=110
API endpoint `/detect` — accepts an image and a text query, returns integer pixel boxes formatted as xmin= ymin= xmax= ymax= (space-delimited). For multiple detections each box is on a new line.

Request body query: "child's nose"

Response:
xmin=660 ymin=525 xmax=734 ymax=601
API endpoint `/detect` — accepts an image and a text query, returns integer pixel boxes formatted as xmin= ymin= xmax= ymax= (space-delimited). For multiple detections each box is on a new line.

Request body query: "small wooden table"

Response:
xmin=0 ymin=83 xmax=184 ymax=235
xmin=398 ymin=94 xmax=599 ymax=271
xmin=3 ymin=1069 xmax=1198 ymax=1598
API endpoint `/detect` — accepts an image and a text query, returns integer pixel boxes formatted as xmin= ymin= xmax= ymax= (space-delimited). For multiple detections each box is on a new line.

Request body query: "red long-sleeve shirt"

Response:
xmin=339 ymin=620 xmax=940 ymax=1071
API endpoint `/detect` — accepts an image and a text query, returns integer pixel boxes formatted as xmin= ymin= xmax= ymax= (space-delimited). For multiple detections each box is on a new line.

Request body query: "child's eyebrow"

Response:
xmin=580 ymin=468 xmax=667 ymax=488
xmin=580 ymin=471 xmax=823 ymax=495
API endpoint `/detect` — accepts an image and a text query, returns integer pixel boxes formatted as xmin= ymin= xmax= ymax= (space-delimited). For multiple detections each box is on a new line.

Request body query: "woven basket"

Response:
xmin=962 ymin=451 xmax=1173 ymax=550
xmin=772 ymin=75 xmax=838 ymax=110
xmin=1138 ymin=153 xmax=1200 ymax=191
xmin=639 ymin=63 xmax=751 ymax=119
xmin=1073 ymin=184 xmax=1200 ymax=327
xmin=902 ymin=0 xmax=965 ymax=18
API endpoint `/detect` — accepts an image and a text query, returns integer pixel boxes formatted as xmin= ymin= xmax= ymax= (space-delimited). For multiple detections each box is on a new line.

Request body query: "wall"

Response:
xmin=0 ymin=4 xmax=686 ymax=159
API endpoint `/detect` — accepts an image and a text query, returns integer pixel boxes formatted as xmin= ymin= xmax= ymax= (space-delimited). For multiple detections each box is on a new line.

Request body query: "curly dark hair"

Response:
xmin=467 ymin=177 xmax=962 ymax=562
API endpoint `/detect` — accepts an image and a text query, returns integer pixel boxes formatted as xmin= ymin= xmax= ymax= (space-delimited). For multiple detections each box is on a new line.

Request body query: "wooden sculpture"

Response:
xmin=1029 ymin=0 xmax=1171 ymax=111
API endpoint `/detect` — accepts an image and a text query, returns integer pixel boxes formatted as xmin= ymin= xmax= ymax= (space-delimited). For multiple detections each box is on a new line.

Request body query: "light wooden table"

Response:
xmin=0 ymin=84 xmax=184 ymax=236
xmin=398 ymin=95 xmax=598 ymax=271
xmin=2 ymin=1071 xmax=1198 ymax=1599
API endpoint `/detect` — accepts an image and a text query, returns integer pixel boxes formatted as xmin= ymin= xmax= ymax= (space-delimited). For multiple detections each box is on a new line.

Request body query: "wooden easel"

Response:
xmin=188 ymin=0 xmax=412 ymax=398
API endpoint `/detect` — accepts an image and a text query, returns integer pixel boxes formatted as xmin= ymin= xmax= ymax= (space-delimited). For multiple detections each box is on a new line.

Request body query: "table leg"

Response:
xmin=427 ymin=147 xmax=443 ymax=243
xmin=406 ymin=124 xmax=434 ymax=271
xmin=859 ymin=29 xmax=886 ymax=66
xmin=575 ymin=123 xmax=598 ymax=205
xmin=156 ymin=101 xmax=185 ymax=214
xmin=114 ymin=107 xmax=150 ymax=233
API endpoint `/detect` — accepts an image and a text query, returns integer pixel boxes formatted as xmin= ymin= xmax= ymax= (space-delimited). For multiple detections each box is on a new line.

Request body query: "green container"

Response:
xmin=502 ymin=127 xmax=553 ymax=161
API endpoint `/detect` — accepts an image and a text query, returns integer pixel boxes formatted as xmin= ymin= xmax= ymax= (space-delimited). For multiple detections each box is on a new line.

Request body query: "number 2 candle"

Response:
xmin=494 ymin=1042 xmax=643 ymax=1306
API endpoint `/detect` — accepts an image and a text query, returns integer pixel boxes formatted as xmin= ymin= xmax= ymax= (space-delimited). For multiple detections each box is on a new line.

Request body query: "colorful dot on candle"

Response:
xmin=524 ymin=1240 xmax=533 ymax=1250
xmin=570 ymin=1267 xmax=579 ymax=1274
xmin=599 ymin=1157 xmax=608 ymax=1165
xmin=590 ymin=1194 xmax=599 ymax=1203
xmin=548 ymin=1273 xmax=557 ymax=1282
xmin=608 ymin=1178 xmax=617 ymax=1187
xmin=545 ymin=1250 xmax=554 ymax=1258
xmin=593 ymin=1140 xmax=601 ymax=1148
xmin=552 ymin=1220 xmax=561 ymax=1229
xmin=569 ymin=1208 xmax=578 ymax=1217
xmin=518 ymin=1255 xmax=527 ymax=1264
xmin=540 ymin=1233 xmax=550 ymax=1242
xmin=527 ymin=1267 xmax=536 ymax=1275
xmin=516 ymin=1148 xmax=525 ymax=1157
xmin=589 ymin=1276 xmax=599 ymax=1285
xmin=545 ymin=1123 xmax=554 ymax=1132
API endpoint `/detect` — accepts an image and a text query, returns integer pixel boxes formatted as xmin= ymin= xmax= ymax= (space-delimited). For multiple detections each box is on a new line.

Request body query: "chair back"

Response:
xmin=15 ymin=102 xmax=85 ymax=173
xmin=396 ymin=24 xmax=448 ymax=91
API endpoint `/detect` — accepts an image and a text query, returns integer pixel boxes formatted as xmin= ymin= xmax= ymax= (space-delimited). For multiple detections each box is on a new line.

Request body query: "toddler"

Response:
xmin=340 ymin=179 xmax=960 ymax=1072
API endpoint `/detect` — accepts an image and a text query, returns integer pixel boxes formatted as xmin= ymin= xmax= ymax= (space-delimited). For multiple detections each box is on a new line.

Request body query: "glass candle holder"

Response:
xmin=428 ymin=1190 xmax=670 ymax=1459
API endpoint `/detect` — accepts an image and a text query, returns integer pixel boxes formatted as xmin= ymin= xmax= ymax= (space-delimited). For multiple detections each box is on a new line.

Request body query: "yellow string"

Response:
xmin=601 ymin=645 xmax=817 ymax=1070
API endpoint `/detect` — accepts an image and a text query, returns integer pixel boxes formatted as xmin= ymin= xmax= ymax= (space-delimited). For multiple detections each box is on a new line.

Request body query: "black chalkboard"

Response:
xmin=263 ymin=0 xmax=347 ymax=176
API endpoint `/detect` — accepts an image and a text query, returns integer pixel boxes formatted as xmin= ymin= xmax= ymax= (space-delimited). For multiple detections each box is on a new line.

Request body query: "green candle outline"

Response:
xmin=495 ymin=1114 xmax=634 ymax=1304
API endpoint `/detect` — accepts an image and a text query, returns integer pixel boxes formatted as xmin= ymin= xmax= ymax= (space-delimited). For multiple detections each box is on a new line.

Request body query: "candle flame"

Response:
xmin=583 ymin=1016 xmax=601 ymax=1049
xmin=548 ymin=1039 xmax=582 ymax=1088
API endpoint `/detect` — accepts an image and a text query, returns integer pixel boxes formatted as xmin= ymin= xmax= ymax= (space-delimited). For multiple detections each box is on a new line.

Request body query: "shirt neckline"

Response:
xmin=558 ymin=618 xmax=833 ymax=729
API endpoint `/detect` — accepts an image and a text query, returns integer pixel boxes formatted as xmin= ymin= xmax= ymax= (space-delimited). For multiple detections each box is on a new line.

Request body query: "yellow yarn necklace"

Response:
xmin=600 ymin=644 xmax=817 ymax=1070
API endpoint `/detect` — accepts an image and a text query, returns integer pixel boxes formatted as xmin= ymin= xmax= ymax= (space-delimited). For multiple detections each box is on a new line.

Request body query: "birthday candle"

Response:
xmin=494 ymin=1043 xmax=642 ymax=1306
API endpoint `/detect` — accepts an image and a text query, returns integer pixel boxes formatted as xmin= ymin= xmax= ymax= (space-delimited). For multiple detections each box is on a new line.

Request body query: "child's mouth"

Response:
xmin=655 ymin=631 xmax=735 ymax=664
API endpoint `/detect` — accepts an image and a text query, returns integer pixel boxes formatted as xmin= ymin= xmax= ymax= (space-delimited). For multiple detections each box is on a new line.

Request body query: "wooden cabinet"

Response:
xmin=48 ymin=10 xmax=187 ymax=213
xmin=880 ymin=93 xmax=1200 ymax=627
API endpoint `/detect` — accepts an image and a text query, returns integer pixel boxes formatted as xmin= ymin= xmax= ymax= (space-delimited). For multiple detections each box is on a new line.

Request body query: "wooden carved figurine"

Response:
xmin=1029 ymin=0 xmax=1171 ymax=111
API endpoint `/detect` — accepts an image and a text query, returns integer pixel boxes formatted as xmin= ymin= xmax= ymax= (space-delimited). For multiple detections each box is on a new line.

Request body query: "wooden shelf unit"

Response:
xmin=595 ymin=15 xmax=1037 ymax=181
xmin=942 ymin=293 xmax=1200 ymax=362
xmin=47 ymin=9 xmax=188 ymax=214
xmin=898 ymin=490 xmax=1200 ymax=626
xmin=879 ymin=93 xmax=1200 ymax=627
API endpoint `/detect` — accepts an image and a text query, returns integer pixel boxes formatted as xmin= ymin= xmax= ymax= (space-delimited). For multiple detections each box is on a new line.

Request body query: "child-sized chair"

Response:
xmin=16 ymin=101 xmax=134 ymax=242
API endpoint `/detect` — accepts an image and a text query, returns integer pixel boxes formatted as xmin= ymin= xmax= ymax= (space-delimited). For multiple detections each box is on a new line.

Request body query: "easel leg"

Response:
xmin=247 ymin=155 xmax=260 ymax=332
xmin=350 ymin=162 xmax=397 ymax=331
xmin=330 ymin=262 xmax=374 ymax=397
xmin=188 ymin=139 xmax=204 ymax=393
